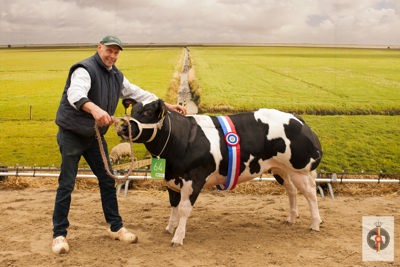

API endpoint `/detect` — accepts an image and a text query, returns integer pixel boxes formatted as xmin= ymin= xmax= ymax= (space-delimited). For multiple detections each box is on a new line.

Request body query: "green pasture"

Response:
xmin=0 ymin=46 xmax=399 ymax=174
xmin=0 ymin=47 xmax=182 ymax=168
xmin=191 ymin=46 xmax=400 ymax=115
xmin=0 ymin=47 xmax=182 ymax=121
xmin=303 ymin=115 xmax=399 ymax=174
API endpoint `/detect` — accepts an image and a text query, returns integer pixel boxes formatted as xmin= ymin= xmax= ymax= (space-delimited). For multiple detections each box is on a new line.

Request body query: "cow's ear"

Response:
xmin=122 ymin=98 xmax=137 ymax=108
xmin=123 ymin=98 xmax=138 ymax=116
xmin=156 ymin=99 xmax=166 ymax=119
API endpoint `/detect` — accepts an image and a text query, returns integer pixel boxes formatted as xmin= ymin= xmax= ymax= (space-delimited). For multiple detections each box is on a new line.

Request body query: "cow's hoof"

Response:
xmin=164 ymin=230 xmax=171 ymax=235
xmin=171 ymin=236 xmax=184 ymax=247
xmin=285 ymin=220 xmax=294 ymax=226
xmin=310 ymin=224 xmax=321 ymax=231
xmin=164 ymin=228 xmax=174 ymax=235
xmin=171 ymin=242 xmax=183 ymax=247
xmin=310 ymin=219 xmax=323 ymax=231
xmin=287 ymin=213 xmax=299 ymax=224
xmin=165 ymin=226 xmax=176 ymax=234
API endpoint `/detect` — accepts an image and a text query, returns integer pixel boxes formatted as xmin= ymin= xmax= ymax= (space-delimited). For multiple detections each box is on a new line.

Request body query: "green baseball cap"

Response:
xmin=100 ymin=35 xmax=123 ymax=50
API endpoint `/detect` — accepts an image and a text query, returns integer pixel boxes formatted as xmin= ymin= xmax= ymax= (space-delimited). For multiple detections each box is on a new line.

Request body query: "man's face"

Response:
xmin=97 ymin=44 xmax=121 ymax=68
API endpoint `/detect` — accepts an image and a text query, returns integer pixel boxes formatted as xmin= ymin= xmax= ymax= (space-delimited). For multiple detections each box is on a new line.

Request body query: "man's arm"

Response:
xmin=67 ymin=67 xmax=113 ymax=126
xmin=81 ymin=101 xmax=113 ymax=127
xmin=121 ymin=76 xmax=187 ymax=115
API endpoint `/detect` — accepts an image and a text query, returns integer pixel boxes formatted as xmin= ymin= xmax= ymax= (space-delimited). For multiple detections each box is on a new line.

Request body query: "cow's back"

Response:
xmin=253 ymin=108 xmax=322 ymax=171
xmin=189 ymin=109 xmax=322 ymax=185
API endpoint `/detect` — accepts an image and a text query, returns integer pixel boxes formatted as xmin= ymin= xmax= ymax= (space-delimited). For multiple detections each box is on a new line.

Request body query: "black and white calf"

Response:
xmin=116 ymin=99 xmax=323 ymax=246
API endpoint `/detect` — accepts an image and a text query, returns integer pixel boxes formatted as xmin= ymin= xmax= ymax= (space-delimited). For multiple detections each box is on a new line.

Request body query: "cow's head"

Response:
xmin=116 ymin=99 xmax=166 ymax=143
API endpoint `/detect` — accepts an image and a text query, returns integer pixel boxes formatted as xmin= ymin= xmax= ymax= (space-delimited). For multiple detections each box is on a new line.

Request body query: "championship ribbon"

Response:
xmin=216 ymin=116 xmax=241 ymax=190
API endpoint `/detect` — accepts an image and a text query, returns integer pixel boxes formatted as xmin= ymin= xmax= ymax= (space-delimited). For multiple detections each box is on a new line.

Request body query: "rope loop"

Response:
xmin=94 ymin=116 xmax=135 ymax=182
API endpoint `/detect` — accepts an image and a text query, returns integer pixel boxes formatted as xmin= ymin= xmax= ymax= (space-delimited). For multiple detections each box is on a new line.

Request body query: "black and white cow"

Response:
xmin=116 ymin=99 xmax=323 ymax=246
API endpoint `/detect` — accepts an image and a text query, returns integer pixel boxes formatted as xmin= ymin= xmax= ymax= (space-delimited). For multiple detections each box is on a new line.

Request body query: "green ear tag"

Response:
xmin=151 ymin=158 xmax=166 ymax=179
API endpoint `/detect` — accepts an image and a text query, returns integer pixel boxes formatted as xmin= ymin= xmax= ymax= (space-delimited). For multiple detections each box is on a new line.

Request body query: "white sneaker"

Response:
xmin=52 ymin=236 xmax=69 ymax=254
xmin=108 ymin=227 xmax=138 ymax=243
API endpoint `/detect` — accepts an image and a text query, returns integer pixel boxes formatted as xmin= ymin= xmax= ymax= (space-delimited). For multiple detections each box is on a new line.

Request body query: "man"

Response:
xmin=52 ymin=35 xmax=186 ymax=254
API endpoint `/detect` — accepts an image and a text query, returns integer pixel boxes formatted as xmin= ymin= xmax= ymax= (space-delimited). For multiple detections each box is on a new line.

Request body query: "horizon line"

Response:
xmin=1 ymin=42 xmax=399 ymax=49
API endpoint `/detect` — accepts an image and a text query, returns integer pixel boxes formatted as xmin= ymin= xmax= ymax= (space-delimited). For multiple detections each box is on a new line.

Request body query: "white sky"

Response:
xmin=1 ymin=0 xmax=399 ymax=46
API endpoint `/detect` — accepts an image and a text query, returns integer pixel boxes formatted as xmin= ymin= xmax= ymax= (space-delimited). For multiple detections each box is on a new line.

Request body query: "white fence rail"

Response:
xmin=1 ymin=168 xmax=399 ymax=198
xmin=2 ymin=171 xmax=398 ymax=182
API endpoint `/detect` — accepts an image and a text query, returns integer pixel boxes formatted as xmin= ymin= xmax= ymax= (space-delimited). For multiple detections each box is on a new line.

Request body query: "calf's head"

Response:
xmin=116 ymin=99 xmax=166 ymax=143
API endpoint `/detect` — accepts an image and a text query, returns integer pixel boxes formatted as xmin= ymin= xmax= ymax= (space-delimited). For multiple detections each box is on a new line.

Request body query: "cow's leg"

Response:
xmin=273 ymin=170 xmax=298 ymax=224
xmin=290 ymin=170 xmax=322 ymax=231
xmin=171 ymin=175 xmax=206 ymax=246
xmin=165 ymin=187 xmax=180 ymax=234
xmin=283 ymin=177 xmax=299 ymax=224
xmin=171 ymin=179 xmax=193 ymax=246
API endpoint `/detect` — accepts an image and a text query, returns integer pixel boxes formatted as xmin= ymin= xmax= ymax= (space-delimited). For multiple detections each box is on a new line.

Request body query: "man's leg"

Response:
xmin=52 ymin=128 xmax=84 ymax=237
xmin=84 ymin=136 xmax=137 ymax=243
xmin=84 ymin=136 xmax=123 ymax=231
xmin=52 ymin=128 xmax=85 ymax=254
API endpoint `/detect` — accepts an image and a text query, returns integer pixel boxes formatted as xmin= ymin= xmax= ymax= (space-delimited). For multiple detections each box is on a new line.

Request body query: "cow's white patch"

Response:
xmin=254 ymin=108 xmax=301 ymax=139
xmin=192 ymin=115 xmax=223 ymax=174
xmin=254 ymin=109 xmax=297 ymax=163
xmin=171 ymin=180 xmax=193 ymax=245
xmin=241 ymin=154 xmax=256 ymax=176
xmin=165 ymin=207 xmax=179 ymax=234
xmin=238 ymin=154 xmax=265 ymax=179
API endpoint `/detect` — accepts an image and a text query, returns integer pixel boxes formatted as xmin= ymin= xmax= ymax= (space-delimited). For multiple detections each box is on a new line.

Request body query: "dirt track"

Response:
xmin=0 ymin=178 xmax=399 ymax=267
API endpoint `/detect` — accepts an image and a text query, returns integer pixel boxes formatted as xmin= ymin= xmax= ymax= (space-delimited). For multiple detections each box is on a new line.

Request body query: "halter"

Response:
xmin=117 ymin=110 xmax=171 ymax=157
xmin=127 ymin=115 xmax=166 ymax=143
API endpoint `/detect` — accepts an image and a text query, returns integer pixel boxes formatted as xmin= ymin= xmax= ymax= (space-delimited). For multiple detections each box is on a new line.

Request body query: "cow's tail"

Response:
xmin=311 ymin=149 xmax=322 ymax=170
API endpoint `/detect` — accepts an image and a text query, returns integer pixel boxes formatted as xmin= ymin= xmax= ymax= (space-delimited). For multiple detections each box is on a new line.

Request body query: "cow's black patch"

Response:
xmin=284 ymin=118 xmax=322 ymax=170
xmin=273 ymin=174 xmax=285 ymax=185
xmin=263 ymin=137 xmax=286 ymax=159
xmin=249 ymin=157 xmax=261 ymax=174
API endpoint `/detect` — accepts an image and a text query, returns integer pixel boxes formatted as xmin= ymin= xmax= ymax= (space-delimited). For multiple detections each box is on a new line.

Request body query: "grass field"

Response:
xmin=0 ymin=47 xmax=182 ymax=168
xmin=191 ymin=46 xmax=400 ymax=115
xmin=303 ymin=115 xmax=399 ymax=173
xmin=0 ymin=47 xmax=182 ymax=121
xmin=0 ymin=46 xmax=399 ymax=174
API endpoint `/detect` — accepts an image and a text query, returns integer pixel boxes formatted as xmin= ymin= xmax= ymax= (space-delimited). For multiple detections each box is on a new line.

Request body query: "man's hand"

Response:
xmin=165 ymin=103 xmax=187 ymax=115
xmin=81 ymin=101 xmax=113 ymax=127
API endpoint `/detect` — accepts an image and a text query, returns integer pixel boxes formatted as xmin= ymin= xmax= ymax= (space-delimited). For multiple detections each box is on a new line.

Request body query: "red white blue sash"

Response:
xmin=216 ymin=116 xmax=241 ymax=190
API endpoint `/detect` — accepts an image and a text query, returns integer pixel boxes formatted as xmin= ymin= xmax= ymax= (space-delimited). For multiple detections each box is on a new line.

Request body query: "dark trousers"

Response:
xmin=52 ymin=127 xmax=123 ymax=238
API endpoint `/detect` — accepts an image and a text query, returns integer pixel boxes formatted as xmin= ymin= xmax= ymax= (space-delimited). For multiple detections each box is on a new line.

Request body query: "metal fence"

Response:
xmin=1 ymin=166 xmax=399 ymax=198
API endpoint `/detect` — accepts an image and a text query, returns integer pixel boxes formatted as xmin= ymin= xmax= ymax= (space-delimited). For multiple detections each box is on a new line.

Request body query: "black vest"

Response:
xmin=55 ymin=53 xmax=124 ymax=137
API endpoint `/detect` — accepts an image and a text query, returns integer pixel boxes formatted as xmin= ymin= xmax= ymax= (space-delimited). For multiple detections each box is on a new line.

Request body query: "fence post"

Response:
xmin=0 ymin=166 xmax=8 ymax=181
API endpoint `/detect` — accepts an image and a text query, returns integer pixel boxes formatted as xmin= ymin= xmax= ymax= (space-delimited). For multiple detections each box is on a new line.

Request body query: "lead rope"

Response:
xmin=154 ymin=115 xmax=171 ymax=158
xmin=94 ymin=116 xmax=135 ymax=181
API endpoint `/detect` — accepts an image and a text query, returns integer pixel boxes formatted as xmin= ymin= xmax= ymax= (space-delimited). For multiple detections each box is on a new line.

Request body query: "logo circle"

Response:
xmin=225 ymin=132 xmax=240 ymax=146
xmin=367 ymin=227 xmax=390 ymax=251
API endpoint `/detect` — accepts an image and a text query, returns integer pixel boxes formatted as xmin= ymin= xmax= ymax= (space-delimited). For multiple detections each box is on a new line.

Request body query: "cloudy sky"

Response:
xmin=1 ymin=0 xmax=399 ymax=46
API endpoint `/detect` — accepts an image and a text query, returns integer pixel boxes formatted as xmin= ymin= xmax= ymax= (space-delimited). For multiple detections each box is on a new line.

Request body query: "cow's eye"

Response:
xmin=143 ymin=110 xmax=153 ymax=117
